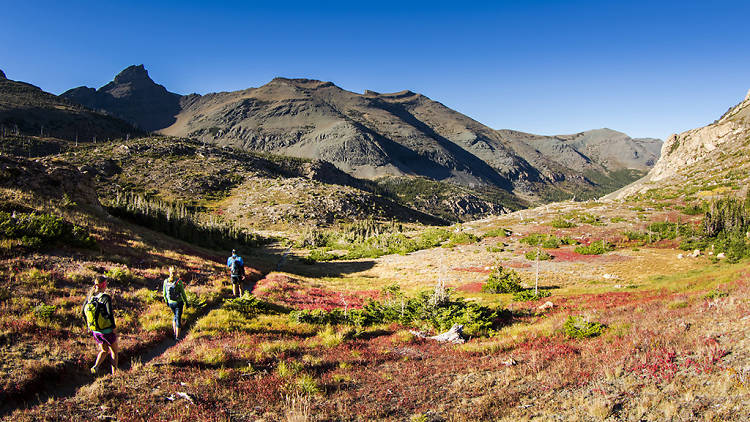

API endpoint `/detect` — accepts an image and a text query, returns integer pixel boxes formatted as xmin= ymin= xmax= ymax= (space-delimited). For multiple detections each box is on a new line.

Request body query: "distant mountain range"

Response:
xmin=60 ymin=65 xmax=661 ymax=201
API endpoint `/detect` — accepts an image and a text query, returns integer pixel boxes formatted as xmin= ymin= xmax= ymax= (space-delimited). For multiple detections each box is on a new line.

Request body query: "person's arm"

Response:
xmin=180 ymin=283 xmax=188 ymax=305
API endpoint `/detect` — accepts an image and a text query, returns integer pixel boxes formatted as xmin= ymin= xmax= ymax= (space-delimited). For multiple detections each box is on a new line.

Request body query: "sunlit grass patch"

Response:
xmin=193 ymin=308 xmax=254 ymax=334
xmin=308 ymin=325 xmax=356 ymax=348
xmin=138 ymin=302 xmax=172 ymax=333
xmin=258 ymin=339 xmax=302 ymax=359
xmin=194 ymin=344 xmax=231 ymax=366
xmin=294 ymin=373 xmax=321 ymax=394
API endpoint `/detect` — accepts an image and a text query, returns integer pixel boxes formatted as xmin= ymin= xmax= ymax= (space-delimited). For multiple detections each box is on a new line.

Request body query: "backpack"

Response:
xmin=165 ymin=279 xmax=179 ymax=303
xmin=230 ymin=258 xmax=244 ymax=276
xmin=83 ymin=294 xmax=114 ymax=332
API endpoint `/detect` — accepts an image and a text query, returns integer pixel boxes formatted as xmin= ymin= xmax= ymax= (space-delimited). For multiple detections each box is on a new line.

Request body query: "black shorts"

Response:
xmin=231 ymin=275 xmax=242 ymax=285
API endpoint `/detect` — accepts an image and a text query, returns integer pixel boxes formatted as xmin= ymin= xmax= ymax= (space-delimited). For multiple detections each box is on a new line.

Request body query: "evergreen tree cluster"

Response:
xmin=105 ymin=190 xmax=270 ymax=250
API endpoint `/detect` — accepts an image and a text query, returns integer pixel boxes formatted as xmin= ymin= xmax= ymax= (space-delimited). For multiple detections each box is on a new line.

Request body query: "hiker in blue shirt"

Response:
xmin=227 ymin=249 xmax=245 ymax=297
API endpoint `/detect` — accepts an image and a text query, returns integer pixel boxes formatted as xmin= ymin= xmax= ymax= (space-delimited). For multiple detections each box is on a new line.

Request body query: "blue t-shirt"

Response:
xmin=227 ymin=255 xmax=244 ymax=268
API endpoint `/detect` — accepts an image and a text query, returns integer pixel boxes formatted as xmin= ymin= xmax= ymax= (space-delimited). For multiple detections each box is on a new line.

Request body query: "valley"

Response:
xmin=0 ymin=66 xmax=748 ymax=421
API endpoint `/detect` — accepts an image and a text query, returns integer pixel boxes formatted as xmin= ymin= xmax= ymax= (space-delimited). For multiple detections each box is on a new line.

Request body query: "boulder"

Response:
xmin=537 ymin=301 xmax=554 ymax=311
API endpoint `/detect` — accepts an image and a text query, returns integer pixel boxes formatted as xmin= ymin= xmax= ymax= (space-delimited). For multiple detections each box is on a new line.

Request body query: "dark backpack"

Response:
xmin=83 ymin=294 xmax=114 ymax=331
xmin=165 ymin=279 xmax=179 ymax=302
xmin=230 ymin=258 xmax=244 ymax=276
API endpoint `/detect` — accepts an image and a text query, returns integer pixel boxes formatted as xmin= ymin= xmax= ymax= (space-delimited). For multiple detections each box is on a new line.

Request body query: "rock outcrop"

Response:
xmin=607 ymin=89 xmax=750 ymax=200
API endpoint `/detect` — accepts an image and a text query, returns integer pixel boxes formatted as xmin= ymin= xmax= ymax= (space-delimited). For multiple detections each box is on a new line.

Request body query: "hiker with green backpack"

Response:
xmin=82 ymin=275 xmax=119 ymax=374
xmin=163 ymin=266 xmax=188 ymax=339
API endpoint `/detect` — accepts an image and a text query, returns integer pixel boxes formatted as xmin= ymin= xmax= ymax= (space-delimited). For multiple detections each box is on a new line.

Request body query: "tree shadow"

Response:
xmin=281 ymin=259 xmax=377 ymax=278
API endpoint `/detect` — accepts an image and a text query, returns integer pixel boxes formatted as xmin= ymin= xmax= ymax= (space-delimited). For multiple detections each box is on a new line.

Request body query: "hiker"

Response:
xmin=163 ymin=266 xmax=188 ymax=339
xmin=227 ymin=249 xmax=245 ymax=297
xmin=82 ymin=275 xmax=119 ymax=374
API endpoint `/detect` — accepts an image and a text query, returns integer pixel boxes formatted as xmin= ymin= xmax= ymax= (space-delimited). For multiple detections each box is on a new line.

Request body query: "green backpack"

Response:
xmin=83 ymin=294 xmax=114 ymax=332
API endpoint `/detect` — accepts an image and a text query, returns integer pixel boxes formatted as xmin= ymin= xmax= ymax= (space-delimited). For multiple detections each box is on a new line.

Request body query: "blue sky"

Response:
xmin=1 ymin=0 xmax=748 ymax=140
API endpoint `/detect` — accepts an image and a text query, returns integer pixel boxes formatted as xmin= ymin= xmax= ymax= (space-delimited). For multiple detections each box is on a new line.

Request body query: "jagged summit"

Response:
xmin=61 ymin=65 xmax=181 ymax=132
xmin=112 ymin=64 xmax=152 ymax=84
xmin=0 ymin=69 xmax=6 ymax=79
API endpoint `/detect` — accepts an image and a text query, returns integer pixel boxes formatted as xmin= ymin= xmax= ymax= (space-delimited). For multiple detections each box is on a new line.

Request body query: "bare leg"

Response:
xmin=172 ymin=319 xmax=178 ymax=339
xmin=108 ymin=342 xmax=119 ymax=374
xmin=92 ymin=343 xmax=106 ymax=373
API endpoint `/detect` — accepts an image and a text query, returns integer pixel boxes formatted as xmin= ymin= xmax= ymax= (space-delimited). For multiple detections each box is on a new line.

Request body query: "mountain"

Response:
xmin=608 ymin=89 xmax=750 ymax=200
xmin=161 ymin=76 xmax=660 ymax=198
xmin=61 ymin=65 xmax=181 ymax=132
xmin=0 ymin=69 xmax=140 ymax=141
xmin=61 ymin=66 xmax=661 ymax=201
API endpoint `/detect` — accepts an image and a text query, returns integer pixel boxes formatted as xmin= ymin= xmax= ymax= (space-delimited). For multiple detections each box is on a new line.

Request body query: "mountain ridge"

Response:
xmin=60 ymin=65 xmax=661 ymax=202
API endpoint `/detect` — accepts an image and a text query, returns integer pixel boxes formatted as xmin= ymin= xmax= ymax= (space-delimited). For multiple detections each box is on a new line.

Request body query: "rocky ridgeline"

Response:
xmin=60 ymin=65 xmax=661 ymax=203
xmin=610 ymin=89 xmax=750 ymax=199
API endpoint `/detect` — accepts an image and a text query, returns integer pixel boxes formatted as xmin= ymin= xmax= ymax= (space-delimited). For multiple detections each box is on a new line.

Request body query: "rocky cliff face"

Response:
xmin=61 ymin=65 xmax=181 ymax=132
xmin=608 ymin=89 xmax=750 ymax=200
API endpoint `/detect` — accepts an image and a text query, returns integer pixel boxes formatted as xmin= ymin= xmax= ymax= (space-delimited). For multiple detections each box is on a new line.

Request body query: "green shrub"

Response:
xmin=223 ymin=293 xmax=274 ymax=317
xmin=104 ymin=267 xmax=145 ymax=285
xmin=443 ymin=231 xmax=480 ymax=248
xmin=578 ymin=213 xmax=604 ymax=226
xmin=679 ymin=202 xmax=706 ymax=216
xmin=33 ymin=303 xmax=57 ymax=321
xmin=291 ymin=289 xmax=503 ymax=336
xmin=520 ymin=233 xmax=546 ymax=247
xmin=482 ymin=266 xmax=523 ymax=293
xmin=550 ymin=217 xmax=576 ymax=228
xmin=624 ymin=231 xmax=647 ymax=241
xmin=483 ymin=227 xmax=511 ymax=238
xmin=703 ymin=289 xmax=729 ymax=300
xmin=307 ymin=249 xmax=338 ymax=262
xmin=520 ymin=234 xmax=574 ymax=248
xmin=512 ymin=289 xmax=551 ymax=302
xmin=486 ymin=245 xmax=504 ymax=253
xmin=563 ymin=315 xmax=605 ymax=339
xmin=524 ymin=250 xmax=552 ymax=261
xmin=611 ymin=217 xmax=626 ymax=223
xmin=575 ymin=240 xmax=614 ymax=255
xmin=0 ymin=211 xmax=95 ymax=250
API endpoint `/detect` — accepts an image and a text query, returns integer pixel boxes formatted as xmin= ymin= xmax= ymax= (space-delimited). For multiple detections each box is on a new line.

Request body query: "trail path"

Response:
xmin=0 ymin=269 xmax=265 ymax=418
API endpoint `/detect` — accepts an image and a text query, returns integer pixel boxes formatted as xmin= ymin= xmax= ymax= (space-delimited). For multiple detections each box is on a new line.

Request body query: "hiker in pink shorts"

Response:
xmin=82 ymin=275 xmax=119 ymax=374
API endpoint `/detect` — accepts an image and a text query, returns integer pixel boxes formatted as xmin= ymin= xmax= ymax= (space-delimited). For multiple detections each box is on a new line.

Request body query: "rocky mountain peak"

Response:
xmin=0 ymin=69 xmax=6 ymax=79
xmin=61 ymin=64 xmax=181 ymax=132
xmin=112 ymin=64 xmax=152 ymax=84
xmin=745 ymin=88 xmax=750 ymax=102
